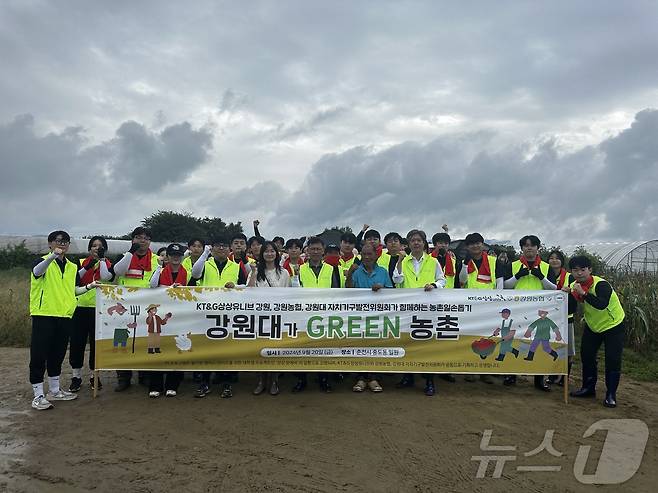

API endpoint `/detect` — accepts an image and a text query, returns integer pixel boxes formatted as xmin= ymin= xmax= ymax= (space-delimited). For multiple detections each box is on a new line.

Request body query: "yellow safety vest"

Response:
xmin=181 ymin=256 xmax=195 ymax=274
xmin=377 ymin=251 xmax=391 ymax=270
xmin=117 ymin=253 xmax=160 ymax=288
xmin=198 ymin=258 xmax=240 ymax=287
xmin=76 ymin=258 xmax=102 ymax=308
xmin=400 ymin=253 xmax=438 ymax=289
xmin=299 ymin=262 xmax=334 ymax=288
xmin=465 ymin=255 xmax=498 ymax=290
xmin=511 ymin=259 xmax=550 ymax=290
xmin=338 ymin=255 xmax=360 ymax=288
xmin=30 ymin=255 xmax=78 ymax=318
xmin=441 ymin=255 xmax=457 ymax=289
xmin=571 ymin=276 xmax=625 ymax=333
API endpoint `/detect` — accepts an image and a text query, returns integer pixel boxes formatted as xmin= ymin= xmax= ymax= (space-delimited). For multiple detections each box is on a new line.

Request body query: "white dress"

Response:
xmin=249 ymin=268 xmax=299 ymax=287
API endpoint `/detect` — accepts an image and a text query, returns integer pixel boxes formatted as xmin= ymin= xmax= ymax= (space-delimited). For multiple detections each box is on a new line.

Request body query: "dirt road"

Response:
xmin=0 ymin=347 xmax=656 ymax=492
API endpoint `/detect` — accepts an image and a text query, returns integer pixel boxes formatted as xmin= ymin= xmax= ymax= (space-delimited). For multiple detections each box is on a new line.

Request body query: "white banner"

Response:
xmin=95 ymin=285 xmax=569 ymax=374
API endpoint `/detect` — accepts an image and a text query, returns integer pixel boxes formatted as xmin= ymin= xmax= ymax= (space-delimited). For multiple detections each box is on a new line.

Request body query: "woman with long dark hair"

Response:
xmin=248 ymin=241 xmax=299 ymax=395
xmin=69 ymin=235 xmax=113 ymax=392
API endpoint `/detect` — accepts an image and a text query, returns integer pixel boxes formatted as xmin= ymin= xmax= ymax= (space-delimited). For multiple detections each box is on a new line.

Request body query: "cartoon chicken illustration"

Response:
xmin=175 ymin=332 xmax=193 ymax=353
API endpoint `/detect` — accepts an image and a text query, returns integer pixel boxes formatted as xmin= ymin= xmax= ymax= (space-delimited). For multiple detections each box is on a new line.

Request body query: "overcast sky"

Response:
xmin=1 ymin=1 xmax=657 ymax=245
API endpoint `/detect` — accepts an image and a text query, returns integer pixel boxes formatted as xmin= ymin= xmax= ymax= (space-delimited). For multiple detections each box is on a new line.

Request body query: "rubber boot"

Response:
xmin=511 ymin=348 xmax=520 ymax=358
xmin=549 ymin=350 xmax=558 ymax=361
xmin=571 ymin=367 xmax=597 ymax=398
xmin=603 ymin=371 xmax=621 ymax=408
xmin=524 ymin=351 xmax=535 ymax=361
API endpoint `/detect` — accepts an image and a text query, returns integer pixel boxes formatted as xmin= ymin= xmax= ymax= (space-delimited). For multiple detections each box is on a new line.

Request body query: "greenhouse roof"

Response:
xmin=562 ymin=240 xmax=658 ymax=272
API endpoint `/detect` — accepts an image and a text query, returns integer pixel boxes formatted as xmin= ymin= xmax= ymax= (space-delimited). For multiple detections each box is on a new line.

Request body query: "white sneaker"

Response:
xmin=149 ymin=391 xmax=160 ymax=398
xmin=165 ymin=390 xmax=177 ymax=397
xmin=32 ymin=395 xmax=54 ymax=410
xmin=46 ymin=390 xmax=78 ymax=401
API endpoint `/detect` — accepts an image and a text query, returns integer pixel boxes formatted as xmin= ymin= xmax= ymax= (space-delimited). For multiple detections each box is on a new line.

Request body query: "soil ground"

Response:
xmin=0 ymin=347 xmax=656 ymax=492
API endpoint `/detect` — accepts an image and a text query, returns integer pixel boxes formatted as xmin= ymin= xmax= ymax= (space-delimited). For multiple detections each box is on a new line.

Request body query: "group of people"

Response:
xmin=28 ymin=223 xmax=626 ymax=411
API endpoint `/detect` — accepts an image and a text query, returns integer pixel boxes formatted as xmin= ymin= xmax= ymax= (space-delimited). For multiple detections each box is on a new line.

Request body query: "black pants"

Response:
xmin=70 ymin=307 xmax=95 ymax=370
xmin=29 ymin=316 xmax=72 ymax=384
xmin=149 ymin=371 xmax=183 ymax=392
xmin=117 ymin=370 xmax=148 ymax=384
xmin=201 ymin=371 xmax=234 ymax=385
xmin=295 ymin=372 xmax=331 ymax=383
xmin=581 ymin=321 xmax=624 ymax=374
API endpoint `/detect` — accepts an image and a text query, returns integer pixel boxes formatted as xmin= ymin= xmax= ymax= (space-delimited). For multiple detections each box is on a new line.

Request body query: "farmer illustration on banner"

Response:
xmin=107 ymin=303 xmax=136 ymax=353
xmin=145 ymin=304 xmax=172 ymax=354
xmin=524 ymin=309 xmax=562 ymax=361
xmin=492 ymin=308 xmax=520 ymax=361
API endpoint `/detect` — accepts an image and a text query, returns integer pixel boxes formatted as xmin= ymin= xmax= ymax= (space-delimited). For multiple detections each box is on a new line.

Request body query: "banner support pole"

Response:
xmin=564 ymin=373 xmax=568 ymax=405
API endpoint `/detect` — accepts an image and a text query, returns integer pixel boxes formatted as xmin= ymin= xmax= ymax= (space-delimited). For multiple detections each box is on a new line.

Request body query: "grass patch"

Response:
xmin=622 ymin=349 xmax=658 ymax=382
xmin=0 ymin=268 xmax=31 ymax=346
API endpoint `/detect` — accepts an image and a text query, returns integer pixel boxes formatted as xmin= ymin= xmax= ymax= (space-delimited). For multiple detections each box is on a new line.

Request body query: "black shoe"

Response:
xmin=69 ymin=377 xmax=82 ymax=393
xmin=512 ymin=348 xmax=520 ymax=358
xmin=396 ymin=375 xmax=415 ymax=388
xmin=503 ymin=375 xmax=517 ymax=386
xmin=220 ymin=384 xmax=233 ymax=398
xmin=439 ymin=374 xmax=456 ymax=383
xmin=148 ymin=348 xmax=154 ymax=354
xmin=155 ymin=348 xmax=161 ymax=353
xmin=534 ymin=376 xmax=550 ymax=392
xmin=319 ymin=378 xmax=333 ymax=393
xmin=194 ymin=384 xmax=211 ymax=398
xmin=424 ymin=380 xmax=435 ymax=396
xmin=495 ymin=353 xmax=505 ymax=362
xmin=89 ymin=377 xmax=103 ymax=390
xmin=524 ymin=351 xmax=535 ymax=361
xmin=550 ymin=350 xmax=559 ymax=361
xmin=115 ymin=380 xmax=131 ymax=392
xmin=292 ymin=379 xmax=307 ymax=393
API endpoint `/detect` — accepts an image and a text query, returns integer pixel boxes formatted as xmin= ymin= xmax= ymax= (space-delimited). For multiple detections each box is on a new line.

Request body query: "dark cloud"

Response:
xmin=0 ymin=114 xmax=212 ymax=234
xmin=0 ymin=114 xmax=89 ymax=196
xmin=105 ymin=120 xmax=212 ymax=190
xmin=268 ymin=109 xmax=658 ymax=242
xmin=1 ymin=3 xmax=657 ymax=242
xmin=2 ymin=110 xmax=656 ymax=243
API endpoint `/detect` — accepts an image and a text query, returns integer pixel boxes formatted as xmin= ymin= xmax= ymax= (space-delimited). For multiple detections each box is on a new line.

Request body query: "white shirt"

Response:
xmin=248 ymin=268 xmax=299 ymax=288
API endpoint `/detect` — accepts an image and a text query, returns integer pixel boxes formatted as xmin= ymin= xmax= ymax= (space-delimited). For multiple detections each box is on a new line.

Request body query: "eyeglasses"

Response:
xmin=53 ymin=239 xmax=70 ymax=245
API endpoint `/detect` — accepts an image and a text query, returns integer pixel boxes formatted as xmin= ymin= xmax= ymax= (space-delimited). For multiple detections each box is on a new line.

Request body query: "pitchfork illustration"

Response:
xmin=130 ymin=305 xmax=140 ymax=354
